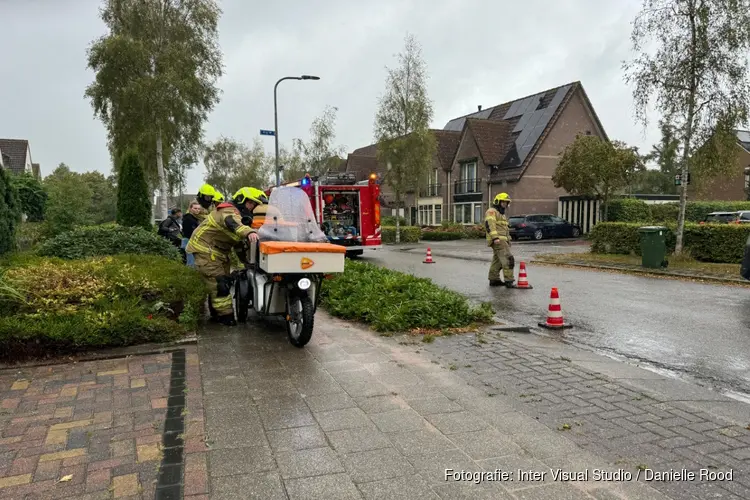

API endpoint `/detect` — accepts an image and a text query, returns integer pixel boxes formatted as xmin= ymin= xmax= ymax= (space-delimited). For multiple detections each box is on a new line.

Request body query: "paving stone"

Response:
xmin=210 ymin=471 xmax=287 ymax=500
xmin=476 ymin=454 xmax=555 ymax=491
xmin=266 ymin=425 xmax=327 ymax=452
xmin=432 ymin=480 xmax=514 ymax=499
xmin=326 ymin=425 xmax=393 ymax=454
xmin=314 ymin=407 xmax=372 ymax=432
xmin=358 ymin=474 xmax=440 ymax=499
xmin=406 ymin=449 xmax=478 ymax=485
xmin=449 ymin=429 xmax=523 ymax=460
xmin=303 ymin=392 xmax=356 ymax=413
xmin=284 ymin=473 xmax=363 ymax=500
xmin=369 ymin=408 xmax=426 ymax=433
xmin=405 ymin=396 xmax=464 ymax=416
xmin=341 ymin=447 xmax=415 ymax=483
xmin=257 ymin=404 xmax=316 ymax=430
xmin=354 ymin=395 xmax=407 ymax=414
xmin=275 ymin=446 xmax=345 ymax=480
xmin=425 ymin=411 xmax=489 ymax=435
xmin=340 ymin=380 xmax=391 ymax=398
xmin=208 ymin=446 xmax=275 ymax=477
xmin=512 ymin=431 xmax=580 ymax=459
xmin=205 ymin=425 xmax=267 ymax=449
xmin=513 ymin=483 xmax=594 ymax=500
xmin=388 ymin=428 xmax=457 ymax=456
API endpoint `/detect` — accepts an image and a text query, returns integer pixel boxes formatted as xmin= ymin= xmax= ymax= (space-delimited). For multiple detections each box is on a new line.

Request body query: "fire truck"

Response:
xmin=266 ymin=172 xmax=382 ymax=257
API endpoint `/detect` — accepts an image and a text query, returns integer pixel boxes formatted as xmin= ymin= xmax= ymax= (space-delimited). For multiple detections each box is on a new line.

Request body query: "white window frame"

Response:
xmin=453 ymin=202 xmax=484 ymax=225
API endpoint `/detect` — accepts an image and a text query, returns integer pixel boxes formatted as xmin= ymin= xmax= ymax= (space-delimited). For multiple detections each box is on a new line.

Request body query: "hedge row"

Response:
xmin=608 ymin=199 xmax=750 ymax=223
xmin=381 ymin=226 xmax=421 ymax=243
xmin=590 ymin=222 xmax=750 ymax=263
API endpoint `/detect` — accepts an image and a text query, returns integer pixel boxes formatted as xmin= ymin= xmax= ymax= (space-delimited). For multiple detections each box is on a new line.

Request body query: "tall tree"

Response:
xmin=279 ymin=141 xmax=307 ymax=184
xmin=81 ymin=171 xmax=118 ymax=224
xmin=373 ymin=33 xmax=437 ymax=243
xmin=0 ymin=166 xmax=20 ymax=255
xmin=298 ymin=105 xmax=347 ymax=176
xmin=9 ymin=172 xmax=47 ymax=222
xmin=203 ymin=137 xmax=271 ymax=196
xmin=116 ymin=150 xmax=152 ymax=229
xmin=85 ymin=0 xmax=223 ymax=221
xmin=44 ymin=164 xmax=93 ymax=236
xmin=623 ymin=0 xmax=750 ymax=254
xmin=553 ymin=135 xmax=644 ymax=221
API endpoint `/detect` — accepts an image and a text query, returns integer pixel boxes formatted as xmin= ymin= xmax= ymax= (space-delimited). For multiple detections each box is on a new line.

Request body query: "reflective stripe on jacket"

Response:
xmin=186 ymin=203 xmax=254 ymax=260
xmin=484 ymin=207 xmax=509 ymax=246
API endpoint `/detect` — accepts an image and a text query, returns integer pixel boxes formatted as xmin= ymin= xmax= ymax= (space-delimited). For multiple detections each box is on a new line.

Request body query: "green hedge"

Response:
xmin=0 ymin=254 xmax=205 ymax=361
xmin=422 ymin=231 xmax=464 ymax=241
xmin=381 ymin=226 xmax=421 ymax=243
xmin=320 ymin=260 xmax=494 ymax=332
xmin=15 ymin=222 xmax=47 ymax=251
xmin=382 ymin=215 xmax=409 ymax=226
xmin=590 ymin=222 xmax=750 ymax=263
xmin=608 ymin=199 xmax=750 ymax=223
xmin=37 ymin=224 xmax=181 ymax=261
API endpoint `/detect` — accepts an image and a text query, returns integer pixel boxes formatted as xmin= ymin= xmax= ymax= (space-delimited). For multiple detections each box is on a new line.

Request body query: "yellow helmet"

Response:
xmin=493 ymin=192 xmax=511 ymax=205
xmin=233 ymin=187 xmax=269 ymax=206
xmin=197 ymin=183 xmax=218 ymax=209
xmin=213 ymin=192 xmax=225 ymax=202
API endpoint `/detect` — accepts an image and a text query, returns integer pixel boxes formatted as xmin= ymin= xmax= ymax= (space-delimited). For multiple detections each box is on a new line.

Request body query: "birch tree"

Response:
xmin=298 ymin=105 xmax=347 ymax=176
xmin=85 ymin=0 xmax=223 ymax=220
xmin=623 ymin=0 xmax=750 ymax=254
xmin=374 ymin=33 xmax=437 ymax=243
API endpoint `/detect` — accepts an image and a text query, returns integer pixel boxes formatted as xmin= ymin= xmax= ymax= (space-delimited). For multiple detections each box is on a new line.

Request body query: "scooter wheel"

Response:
xmin=234 ymin=275 xmax=251 ymax=323
xmin=286 ymin=293 xmax=314 ymax=348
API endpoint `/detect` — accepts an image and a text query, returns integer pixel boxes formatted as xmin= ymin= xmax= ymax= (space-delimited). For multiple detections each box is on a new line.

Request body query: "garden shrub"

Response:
xmin=650 ymin=203 xmax=680 ymax=223
xmin=464 ymin=224 xmax=486 ymax=239
xmin=9 ymin=172 xmax=47 ymax=222
xmin=421 ymin=231 xmax=464 ymax=241
xmin=37 ymin=224 xmax=181 ymax=261
xmin=381 ymin=215 xmax=408 ymax=226
xmin=116 ymin=150 xmax=152 ymax=230
xmin=683 ymin=201 xmax=750 ymax=222
xmin=0 ymin=254 xmax=205 ymax=361
xmin=607 ymin=199 xmax=651 ymax=223
xmin=320 ymin=260 xmax=494 ymax=332
xmin=0 ymin=166 xmax=21 ymax=255
xmin=15 ymin=222 xmax=47 ymax=251
xmin=381 ymin=225 xmax=421 ymax=243
xmin=590 ymin=222 xmax=749 ymax=263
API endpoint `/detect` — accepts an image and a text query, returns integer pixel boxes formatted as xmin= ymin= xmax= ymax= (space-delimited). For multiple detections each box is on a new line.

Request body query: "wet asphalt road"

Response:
xmin=363 ymin=240 xmax=750 ymax=400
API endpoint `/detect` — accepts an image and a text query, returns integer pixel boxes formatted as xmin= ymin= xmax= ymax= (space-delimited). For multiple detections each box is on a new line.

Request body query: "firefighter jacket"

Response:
xmin=186 ymin=202 xmax=255 ymax=261
xmin=484 ymin=207 xmax=510 ymax=246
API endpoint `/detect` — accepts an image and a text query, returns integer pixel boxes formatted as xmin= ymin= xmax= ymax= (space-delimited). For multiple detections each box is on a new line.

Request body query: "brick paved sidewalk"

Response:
xmin=0 ymin=346 xmax=205 ymax=500
xmin=196 ymin=313 xmax=734 ymax=500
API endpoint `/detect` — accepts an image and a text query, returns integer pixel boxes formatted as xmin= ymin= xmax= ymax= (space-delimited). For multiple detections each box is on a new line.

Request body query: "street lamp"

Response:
xmin=274 ymin=75 xmax=321 ymax=186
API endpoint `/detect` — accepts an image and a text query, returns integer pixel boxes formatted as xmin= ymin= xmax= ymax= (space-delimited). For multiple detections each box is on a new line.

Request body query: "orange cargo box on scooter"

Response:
xmin=257 ymin=241 xmax=346 ymax=274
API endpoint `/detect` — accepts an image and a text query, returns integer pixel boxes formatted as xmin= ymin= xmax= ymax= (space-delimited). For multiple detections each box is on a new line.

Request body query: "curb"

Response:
xmin=531 ymin=259 xmax=750 ymax=286
xmin=0 ymin=336 xmax=198 ymax=371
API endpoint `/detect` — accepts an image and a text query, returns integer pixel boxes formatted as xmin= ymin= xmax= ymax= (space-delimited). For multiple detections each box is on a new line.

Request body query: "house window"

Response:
xmin=435 ymin=205 xmax=442 ymax=224
xmin=453 ymin=202 xmax=483 ymax=225
xmin=457 ymin=162 xmax=478 ymax=194
xmin=474 ymin=204 xmax=483 ymax=225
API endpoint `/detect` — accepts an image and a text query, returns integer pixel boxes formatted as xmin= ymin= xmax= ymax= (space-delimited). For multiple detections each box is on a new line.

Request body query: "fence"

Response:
xmin=558 ymin=196 xmax=600 ymax=235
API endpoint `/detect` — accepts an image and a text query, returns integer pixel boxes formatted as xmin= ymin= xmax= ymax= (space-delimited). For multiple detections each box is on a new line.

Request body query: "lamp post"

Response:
xmin=274 ymin=75 xmax=320 ymax=186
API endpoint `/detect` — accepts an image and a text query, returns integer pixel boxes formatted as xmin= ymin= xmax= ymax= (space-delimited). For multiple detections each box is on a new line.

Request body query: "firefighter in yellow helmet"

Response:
xmin=195 ymin=184 xmax=221 ymax=220
xmin=234 ymin=187 xmax=270 ymax=228
xmin=485 ymin=192 xmax=515 ymax=287
xmin=186 ymin=187 xmax=259 ymax=326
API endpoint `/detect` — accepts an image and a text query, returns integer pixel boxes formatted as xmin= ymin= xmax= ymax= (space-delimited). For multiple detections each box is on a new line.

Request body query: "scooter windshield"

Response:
xmin=257 ymin=186 xmax=328 ymax=243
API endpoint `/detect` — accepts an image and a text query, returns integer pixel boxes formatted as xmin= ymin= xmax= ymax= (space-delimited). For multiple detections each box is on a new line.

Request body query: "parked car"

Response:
xmin=701 ymin=211 xmax=740 ymax=224
xmin=742 ymin=233 xmax=750 ymax=281
xmin=508 ymin=214 xmax=582 ymax=241
xmin=737 ymin=210 xmax=750 ymax=223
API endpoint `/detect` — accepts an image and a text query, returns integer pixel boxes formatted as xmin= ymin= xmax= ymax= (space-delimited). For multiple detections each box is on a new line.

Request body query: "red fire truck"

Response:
xmin=266 ymin=172 xmax=382 ymax=257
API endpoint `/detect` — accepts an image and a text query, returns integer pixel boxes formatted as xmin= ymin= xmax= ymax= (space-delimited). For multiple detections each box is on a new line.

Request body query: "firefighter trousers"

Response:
xmin=488 ymin=240 xmax=515 ymax=281
xmin=193 ymin=252 xmax=233 ymax=316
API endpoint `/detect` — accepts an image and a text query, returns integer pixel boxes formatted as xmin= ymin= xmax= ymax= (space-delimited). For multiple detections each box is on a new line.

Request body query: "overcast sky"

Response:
xmin=1 ymin=0 xmax=655 ymax=195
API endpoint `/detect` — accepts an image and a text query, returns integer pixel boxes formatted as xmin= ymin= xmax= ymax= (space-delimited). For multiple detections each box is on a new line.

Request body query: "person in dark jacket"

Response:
xmin=159 ymin=208 xmax=183 ymax=256
xmin=181 ymin=202 xmax=202 ymax=267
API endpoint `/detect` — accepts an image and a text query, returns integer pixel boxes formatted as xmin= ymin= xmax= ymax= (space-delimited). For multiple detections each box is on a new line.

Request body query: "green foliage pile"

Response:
xmin=321 ymin=260 xmax=494 ymax=332
xmin=590 ymin=222 xmax=750 ymax=263
xmin=606 ymin=199 xmax=750 ymax=223
xmin=0 ymin=167 xmax=21 ymax=255
xmin=37 ymin=224 xmax=181 ymax=261
xmin=381 ymin=226 xmax=421 ymax=243
xmin=0 ymin=254 xmax=205 ymax=361
xmin=116 ymin=151 xmax=152 ymax=230
xmin=9 ymin=173 xmax=47 ymax=222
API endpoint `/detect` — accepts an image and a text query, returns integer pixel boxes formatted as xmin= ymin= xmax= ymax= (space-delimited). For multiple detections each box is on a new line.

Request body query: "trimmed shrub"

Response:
xmin=464 ymin=224 xmax=486 ymax=239
xmin=650 ymin=203 xmax=680 ymax=223
xmin=0 ymin=254 xmax=206 ymax=361
xmin=320 ymin=260 xmax=494 ymax=332
xmin=382 ymin=215 xmax=408 ymax=226
xmin=0 ymin=166 xmax=21 ymax=255
xmin=684 ymin=201 xmax=750 ymax=222
xmin=381 ymin=225 xmax=421 ymax=243
xmin=116 ymin=150 xmax=152 ymax=230
xmin=422 ymin=231 xmax=464 ymax=241
xmin=607 ymin=199 xmax=651 ymax=223
xmin=37 ymin=224 xmax=181 ymax=261
xmin=590 ymin=222 xmax=749 ymax=263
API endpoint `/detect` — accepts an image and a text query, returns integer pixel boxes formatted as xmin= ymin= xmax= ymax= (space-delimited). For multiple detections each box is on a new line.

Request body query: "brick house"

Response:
xmin=343 ymin=81 xmax=608 ymax=225
xmin=0 ymin=139 xmax=37 ymax=178
xmin=689 ymin=130 xmax=750 ymax=201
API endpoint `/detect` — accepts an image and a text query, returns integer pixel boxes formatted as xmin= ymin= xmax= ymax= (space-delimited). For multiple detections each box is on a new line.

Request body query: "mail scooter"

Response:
xmin=231 ymin=186 xmax=346 ymax=347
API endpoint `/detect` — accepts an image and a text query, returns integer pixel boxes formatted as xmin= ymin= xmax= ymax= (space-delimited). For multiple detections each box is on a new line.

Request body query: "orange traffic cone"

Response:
xmin=423 ymin=247 xmax=435 ymax=264
xmin=538 ymin=287 xmax=570 ymax=329
xmin=516 ymin=262 xmax=533 ymax=289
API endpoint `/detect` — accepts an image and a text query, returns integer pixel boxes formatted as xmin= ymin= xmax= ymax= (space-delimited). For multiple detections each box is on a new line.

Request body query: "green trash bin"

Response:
xmin=638 ymin=226 xmax=668 ymax=269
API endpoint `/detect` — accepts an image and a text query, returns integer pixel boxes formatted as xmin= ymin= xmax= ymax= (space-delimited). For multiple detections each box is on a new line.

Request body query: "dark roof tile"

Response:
xmin=432 ymin=130 xmax=461 ymax=171
xmin=465 ymin=119 xmax=512 ymax=166
xmin=0 ymin=139 xmax=29 ymax=174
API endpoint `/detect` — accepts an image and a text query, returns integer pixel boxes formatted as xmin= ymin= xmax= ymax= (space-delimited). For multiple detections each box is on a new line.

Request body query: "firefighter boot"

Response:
xmin=489 ymin=280 xmax=504 ymax=287
xmin=217 ymin=314 xmax=236 ymax=326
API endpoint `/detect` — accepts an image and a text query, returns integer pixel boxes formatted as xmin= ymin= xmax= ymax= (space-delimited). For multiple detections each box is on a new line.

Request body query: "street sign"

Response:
xmin=674 ymin=173 xmax=691 ymax=186
xmin=260 ymin=129 xmax=275 ymax=136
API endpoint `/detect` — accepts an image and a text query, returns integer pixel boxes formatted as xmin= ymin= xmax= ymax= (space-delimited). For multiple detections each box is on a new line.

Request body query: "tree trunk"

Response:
xmin=156 ymin=130 xmax=168 ymax=220
xmin=394 ymin=190 xmax=401 ymax=244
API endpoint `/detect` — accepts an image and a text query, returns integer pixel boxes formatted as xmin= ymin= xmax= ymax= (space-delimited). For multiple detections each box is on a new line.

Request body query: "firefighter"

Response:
xmin=485 ymin=192 xmax=515 ymax=288
xmin=195 ymin=184 xmax=224 ymax=220
xmin=233 ymin=187 xmax=269 ymax=227
xmin=186 ymin=187 xmax=259 ymax=326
